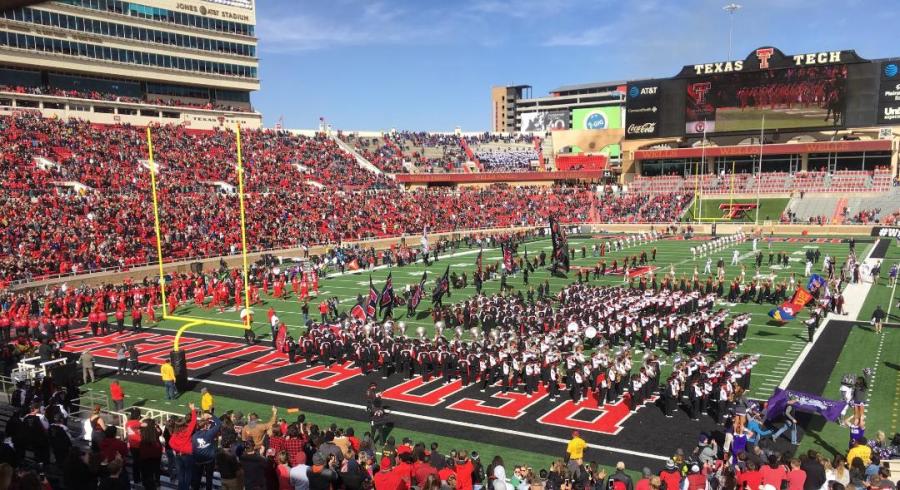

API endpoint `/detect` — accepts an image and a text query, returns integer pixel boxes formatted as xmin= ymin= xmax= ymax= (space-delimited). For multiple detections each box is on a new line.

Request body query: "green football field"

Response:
xmin=86 ymin=234 xmax=895 ymax=468
xmin=685 ymin=197 xmax=789 ymax=223
xmin=714 ymin=106 xmax=836 ymax=132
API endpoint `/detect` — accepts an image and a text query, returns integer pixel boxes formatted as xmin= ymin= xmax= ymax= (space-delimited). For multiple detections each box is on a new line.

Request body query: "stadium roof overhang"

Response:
xmin=394 ymin=170 xmax=605 ymax=184
xmin=633 ymin=139 xmax=892 ymax=160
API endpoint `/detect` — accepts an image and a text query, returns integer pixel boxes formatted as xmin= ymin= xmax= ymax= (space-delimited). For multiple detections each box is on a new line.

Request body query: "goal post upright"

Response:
xmin=235 ymin=123 xmax=252 ymax=315
xmin=146 ymin=126 xmax=169 ymax=318
xmin=145 ymin=124 xmax=254 ymax=353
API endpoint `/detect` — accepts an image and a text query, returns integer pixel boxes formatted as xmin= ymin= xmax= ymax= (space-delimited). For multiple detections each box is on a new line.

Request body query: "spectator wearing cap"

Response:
xmin=374 ymin=457 xmax=402 ymax=490
xmin=566 ymin=430 xmax=587 ymax=464
xmin=191 ymin=410 xmax=221 ymax=490
xmin=847 ymin=437 xmax=872 ymax=466
xmin=659 ymin=459 xmax=681 ymax=490
xmin=289 ymin=450 xmax=311 ymax=490
xmin=681 ymin=463 xmax=709 ymax=490
xmin=609 ymin=462 xmax=634 ymax=490
xmin=695 ymin=435 xmax=718 ymax=466
xmin=307 ymin=452 xmax=340 ymax=490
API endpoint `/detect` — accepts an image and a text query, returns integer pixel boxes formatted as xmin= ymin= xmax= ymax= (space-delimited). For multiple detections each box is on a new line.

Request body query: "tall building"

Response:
xmin=491 ymin=84 xmax=530 ymax=133
xmin=0 ymin=0 xmax=261 ymax=128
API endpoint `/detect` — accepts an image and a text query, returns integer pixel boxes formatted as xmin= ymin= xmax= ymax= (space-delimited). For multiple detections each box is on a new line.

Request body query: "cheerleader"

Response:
xmin=849 ymin=375 xmax=868 ymax=427
xmin=839 ymin=374 xmax=854 ymax=425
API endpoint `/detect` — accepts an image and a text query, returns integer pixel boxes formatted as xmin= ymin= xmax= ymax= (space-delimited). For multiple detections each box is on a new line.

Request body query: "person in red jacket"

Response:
xmin=659 ymin=459 xmax=681 ymax=490
xmin=454 ymin=451 xmax=474 ymax=490
xmin=169 ymin=403 xmax=197 ymax=490
xmin=115 ymin=307 xmax=126 ymax=333
xmin=109 ymin=380 xmax=125 ymax=411
xmin=374 ymin=457 xmax=407 ymax=490
xmin=737 ymin=461 xmax=763 ymax=490
xmin=131 ymin=305 xmax=142 ymax=332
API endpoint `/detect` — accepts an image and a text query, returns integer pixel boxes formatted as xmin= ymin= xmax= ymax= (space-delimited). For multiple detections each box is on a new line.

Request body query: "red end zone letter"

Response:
xmin=447 ymin=384 xmax=546 ymax=420
xmin=380 ymin=377 xmax=464 ymax=406
xmin=537 ymin=397 xmax=636 ymax=435
xmin=275 ymin=362 xmax=360 ymax=390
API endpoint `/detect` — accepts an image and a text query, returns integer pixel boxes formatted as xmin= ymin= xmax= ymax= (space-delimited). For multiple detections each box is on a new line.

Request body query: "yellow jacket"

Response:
xmin=847 ymin=444 xmax=872 ymax=466
xmin=161 ymin=363 xmax=176 ymax=382
xmin=201 ymin=392 xmax=214 ymax=411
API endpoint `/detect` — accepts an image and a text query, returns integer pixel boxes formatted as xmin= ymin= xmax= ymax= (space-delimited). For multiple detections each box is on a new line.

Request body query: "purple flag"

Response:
xmin=764 ymin=388 xmax=847 ymax=423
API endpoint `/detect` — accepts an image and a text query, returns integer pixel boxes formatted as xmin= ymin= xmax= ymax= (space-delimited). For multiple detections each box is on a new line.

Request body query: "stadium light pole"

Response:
xmin=723 ymin=3 xmax=742 ymax=60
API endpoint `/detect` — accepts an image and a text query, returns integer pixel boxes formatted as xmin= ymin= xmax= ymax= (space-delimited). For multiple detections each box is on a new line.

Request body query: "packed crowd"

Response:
xmin=0 ymin=115 xmax=692 ymax=284
xmin=474 ymin=149 xmax=538 ymax=172
xmin=0 ymin=85 xmax=252 ymax=112
xmin=339 ymin=132 xmax=545 ymax=174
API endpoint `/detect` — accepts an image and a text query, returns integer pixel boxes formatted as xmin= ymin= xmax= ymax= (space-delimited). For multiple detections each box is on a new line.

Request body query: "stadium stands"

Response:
xmin=0 ymin=115 xmax=694 ymax=283
xmin=629 ymin=169 xmax=894 ymax=195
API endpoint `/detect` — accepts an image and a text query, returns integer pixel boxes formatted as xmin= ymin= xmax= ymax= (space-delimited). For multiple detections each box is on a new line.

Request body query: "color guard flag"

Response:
xmin=432 ymin=265 xmax=450 ymax=303
xmin=366 ymin=276 xmax=378 ymax=319
xmin=379 ymin=272 xmax=395 ymax=315
xmin=350 ymin=304 xmax=366 ymax=322
xmin=806 ymin=274 xmax=826 ymax=293
xmin=409 ymin=271 xmax=426 ymax=310
xmin=768 ymin=305 xmax=796 ymax=322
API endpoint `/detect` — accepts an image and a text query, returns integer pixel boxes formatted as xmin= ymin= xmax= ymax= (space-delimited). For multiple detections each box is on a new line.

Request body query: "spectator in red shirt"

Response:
xmin=109 ymin=380 xmax=125 ymax=411
xmin=761 ymin=455 xmax=788 ymax=489
xmin=786 ymin=458 xmax=807 ymax=490
xmin=737 ymin=461 xmax=763 ymax=490
xmin=99 ymin=426 xmax=128 ymax=464
xmin=413 ymin=452 xmax=438 ymax=488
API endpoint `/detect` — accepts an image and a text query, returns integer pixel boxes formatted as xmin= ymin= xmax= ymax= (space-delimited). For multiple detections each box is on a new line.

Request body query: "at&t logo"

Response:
xmin=885 ymin=63 xmax=898 ymax=78
xmin=628 ymin=86 xmax=639 ymax=98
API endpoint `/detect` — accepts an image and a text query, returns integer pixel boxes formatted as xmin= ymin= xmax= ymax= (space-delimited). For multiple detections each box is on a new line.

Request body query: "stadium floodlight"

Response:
xmin=723 ymin=3 xmax=742 ymax=60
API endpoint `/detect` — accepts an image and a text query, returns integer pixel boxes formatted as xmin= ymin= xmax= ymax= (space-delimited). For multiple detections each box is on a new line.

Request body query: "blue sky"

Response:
xmin=253 ymin=0 xmax=900 ymax=131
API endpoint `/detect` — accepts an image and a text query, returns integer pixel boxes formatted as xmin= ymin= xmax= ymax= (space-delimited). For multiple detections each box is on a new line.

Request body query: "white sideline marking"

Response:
xmin=779 ymin=241 xmax=878 ymax=390
xmin=94 ymin=362 xmax=669 ymax=462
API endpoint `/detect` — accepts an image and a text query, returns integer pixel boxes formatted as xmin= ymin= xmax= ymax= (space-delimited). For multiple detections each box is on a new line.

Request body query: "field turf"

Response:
xmin=714 ymin=106 xmax=835 ymax=133
xmin=685 ymin=198 xmax=789 ymax=223
xmin=75 ymin=233 xmax=897 ymax=467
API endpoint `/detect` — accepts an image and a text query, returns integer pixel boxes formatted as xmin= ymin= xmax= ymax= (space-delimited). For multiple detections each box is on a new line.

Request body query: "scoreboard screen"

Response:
xmin=685 ymin=65 xmax=847 ymax=134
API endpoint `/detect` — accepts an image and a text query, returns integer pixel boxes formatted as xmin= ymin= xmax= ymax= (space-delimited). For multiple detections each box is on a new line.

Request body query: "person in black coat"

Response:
xmin=801 ymin=450 xmax=826 ymax=490
xmin=63 ymin=447 xmax=98 ymax=490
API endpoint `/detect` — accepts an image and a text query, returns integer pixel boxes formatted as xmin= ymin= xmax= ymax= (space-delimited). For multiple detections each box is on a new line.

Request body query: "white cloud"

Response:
xmin=542 ymin=26 xmax=615 ymax=47
xmin=257 ymin=2 xmax=437 ymax=52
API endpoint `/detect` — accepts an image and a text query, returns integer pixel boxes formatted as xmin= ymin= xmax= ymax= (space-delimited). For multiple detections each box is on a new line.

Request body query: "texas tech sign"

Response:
xmin=676 ymin=47 xmax=868 ymax=77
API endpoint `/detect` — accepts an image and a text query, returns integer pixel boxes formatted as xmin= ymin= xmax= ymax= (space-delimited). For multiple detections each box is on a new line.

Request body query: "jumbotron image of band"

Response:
xmin=0 ymin=1 xmax=899 ymax=490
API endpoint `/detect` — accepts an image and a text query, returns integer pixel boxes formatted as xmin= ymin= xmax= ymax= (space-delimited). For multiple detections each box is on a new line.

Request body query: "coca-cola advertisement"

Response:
xmin=625 ymin=83 xmax=661 ymax=138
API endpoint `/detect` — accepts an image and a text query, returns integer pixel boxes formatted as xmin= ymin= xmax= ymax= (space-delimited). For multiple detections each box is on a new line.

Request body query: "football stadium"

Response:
xmin=0 ymin=1 xmax=900 ymax=489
